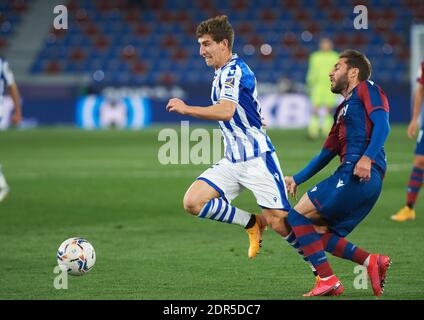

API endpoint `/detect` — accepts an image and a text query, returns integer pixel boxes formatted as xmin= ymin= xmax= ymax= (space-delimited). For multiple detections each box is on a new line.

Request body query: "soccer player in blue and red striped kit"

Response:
xmin=391 ymin=60 xmax=424 ymax=221
xmin=284 ymin=50 xmax=392 ymax=297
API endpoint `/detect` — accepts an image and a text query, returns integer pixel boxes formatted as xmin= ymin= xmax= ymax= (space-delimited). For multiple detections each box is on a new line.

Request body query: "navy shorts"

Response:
xmin=415 ymin=129 xmax=424 ymax=156
xmin=307 ymin=163 xmax=383 ymax=237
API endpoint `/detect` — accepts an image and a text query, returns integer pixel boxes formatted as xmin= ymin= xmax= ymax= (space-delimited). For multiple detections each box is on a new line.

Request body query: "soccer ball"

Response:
xmin=56 ymin=238 xmax=96 ymax=276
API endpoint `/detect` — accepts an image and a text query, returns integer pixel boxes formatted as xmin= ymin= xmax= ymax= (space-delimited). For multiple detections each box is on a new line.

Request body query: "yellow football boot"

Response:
xmin=391 ymin=206 xmax=416 ymax=222
xmin=245 ymin=215 xmax=265 ymax=259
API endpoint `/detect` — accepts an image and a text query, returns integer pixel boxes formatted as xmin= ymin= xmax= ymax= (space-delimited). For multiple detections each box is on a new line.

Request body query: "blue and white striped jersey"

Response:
xmin=211 ymin=54 xmax=275 ymax=162
xmin=0 ymin=57 xmax=15 ymax=118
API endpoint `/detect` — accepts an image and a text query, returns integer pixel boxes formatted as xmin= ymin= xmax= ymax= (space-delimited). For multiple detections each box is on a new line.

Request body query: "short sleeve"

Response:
xmin=219 ymin=65 xmax=241 ymax=103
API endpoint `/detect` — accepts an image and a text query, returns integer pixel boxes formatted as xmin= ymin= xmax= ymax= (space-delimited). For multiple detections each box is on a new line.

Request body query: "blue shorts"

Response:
xmin=415 ymin=129 xmax=424 ymax=156
xmin=307 ymin=163 xmax=383 ymax=237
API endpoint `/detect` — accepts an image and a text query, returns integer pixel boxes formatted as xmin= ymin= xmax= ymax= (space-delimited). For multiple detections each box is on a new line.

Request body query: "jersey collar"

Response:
xmin=215 ymin=54 xmax=238 ymax=75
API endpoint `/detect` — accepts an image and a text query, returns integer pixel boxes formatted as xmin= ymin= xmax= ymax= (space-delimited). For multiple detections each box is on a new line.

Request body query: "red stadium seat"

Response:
xmin=324 ymin=8 xmax=344 ymax=22
xmin=261 ymin=9 xmax=276 ymax=23
xmin=281 ymin=0 xmax=299 ymax=10
xmin=197 ymin=0 xmax=214 ymax=11
xmin=134 ymin=23 xmax=151 ymax=37
xmin=247 ymin=34 xmax=263 ymax=47
xmin=0 ymin=37 xmax=7 ymax=49
xmin=121 ymin=45 xmax=137 ymax=61
xmin=293 ymin=47 xmax=309 ymax=61
xmin=83 ymin=23 xmax=100 ymax=37
xmin=12 ymin=0 xmax=28 ymax=12
xmin=351 ymin=33 xmax=369 ymax=48
xmin=45 ymin=61 xmax=62 ymax=74
xmin=131 ymin=61 xmax=148 ymax=74
xmin=231 ymin=0 xmax=248 ymax=11
xmin=183 ymin=22 xmax=197 ymax=36
xmin=333 ymin=34 xmax=349 ymax=49
xmin=159 ymin=73 xmax=176 ymax=85
xmin=158 ymin=11 xmax=174 ymax=23
xmin=125 ymin=11 xmax=140 ymax=23
xmin=294 ymin=9 xmax=310 ymax=22
xmin=281 ymin=32 xmax=298 ymax=47
xmin=172 ymin=49 xmax=188 ymax=62
xmin=317 ymin=0 xmax=333 ymax=10
xmin=174 ymin=11 xmax=191 ymax=23
xmin=236 ymin=22 xmax=253 ymax=35
xmin=94 ymin=35 xmax=110 ymax=49
xmin=70 ymin=48 xmax=86 ymax=62
xmin=303 ymin=22 xmax=321 ymax=36
xmin=161 ymin=35 xmax=178 ymax=49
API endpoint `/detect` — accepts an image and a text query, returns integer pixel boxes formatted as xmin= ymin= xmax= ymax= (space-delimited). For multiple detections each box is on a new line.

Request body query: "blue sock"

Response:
xmin=198 ymin=198 xmax=252 ymax=227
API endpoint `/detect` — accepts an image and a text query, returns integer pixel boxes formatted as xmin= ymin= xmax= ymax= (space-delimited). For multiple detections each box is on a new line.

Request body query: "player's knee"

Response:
xmin=183 ymin=195 xmax=203 ymax=216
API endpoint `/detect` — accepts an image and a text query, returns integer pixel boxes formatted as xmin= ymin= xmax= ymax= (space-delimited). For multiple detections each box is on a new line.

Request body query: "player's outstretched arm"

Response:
xmin=292 ymin=148 xmax=336 ymax=185
xmin=407 ymin=83 xmax=424 ymax=139
xmin=166 ymin=98 xmax=236 ymax=121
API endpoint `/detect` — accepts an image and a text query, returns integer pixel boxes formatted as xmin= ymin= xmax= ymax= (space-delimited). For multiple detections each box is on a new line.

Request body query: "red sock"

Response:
xmin=321 ymin=232 xmax=369 ymax=265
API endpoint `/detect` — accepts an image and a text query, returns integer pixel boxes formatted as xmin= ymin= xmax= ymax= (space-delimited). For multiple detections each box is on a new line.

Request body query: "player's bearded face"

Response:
xmin=331 ymin=72 xmax=348 ymax=94
xmin=330 ymin=60 xmax=349 ymax=94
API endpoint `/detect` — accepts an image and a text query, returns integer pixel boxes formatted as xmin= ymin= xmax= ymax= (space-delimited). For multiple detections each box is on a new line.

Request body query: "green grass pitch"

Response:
xmin=0 ymin=125 xmax=422 ymax=300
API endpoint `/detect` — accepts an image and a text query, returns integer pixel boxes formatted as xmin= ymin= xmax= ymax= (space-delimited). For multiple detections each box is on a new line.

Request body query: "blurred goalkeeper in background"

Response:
xmin=0 ymin=56 xmax=22 ymax=202
xmin=306 ymin=37 xmax=339 ymax=140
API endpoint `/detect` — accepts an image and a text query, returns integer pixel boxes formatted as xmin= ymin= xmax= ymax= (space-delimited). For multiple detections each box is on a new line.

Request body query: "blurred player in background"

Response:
xmin=0 ymin=56 xmax=22 ymax=202
xmin=284 ymin=50 xmax=391 ymax=297
xmin=306 ymin=37 xmax=339 ymax=140
xmin=391 ymin=60 xmax=424 ymax=222
xmin=166 ymin=15 xmax=293 ymax=259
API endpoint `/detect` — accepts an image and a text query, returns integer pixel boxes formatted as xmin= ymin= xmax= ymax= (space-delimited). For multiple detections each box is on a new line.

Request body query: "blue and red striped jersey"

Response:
xmin=323 ymin=80 xmax=390 ymax=173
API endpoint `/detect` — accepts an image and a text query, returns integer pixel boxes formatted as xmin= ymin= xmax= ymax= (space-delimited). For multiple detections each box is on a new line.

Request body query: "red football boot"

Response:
xmin=313 ymin=276 xmax=345 ymax=296
xmin=303 ymin=276 xmax=343 ymax=297
xmin=367 ymin=254 xmax=392 ymax=296
xmin=326 ymin=282 xmax=345 ymax=296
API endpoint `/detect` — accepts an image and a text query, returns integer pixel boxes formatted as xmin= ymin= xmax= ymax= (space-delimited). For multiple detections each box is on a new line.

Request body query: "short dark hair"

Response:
xmin=196 ymin=15 xmax=234 ymax=51
xmin=339 ymin=49 xmax=372 ymax=81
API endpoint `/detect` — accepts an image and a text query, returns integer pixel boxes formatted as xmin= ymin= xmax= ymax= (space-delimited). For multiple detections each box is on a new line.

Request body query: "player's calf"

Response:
xmin=262 ymin=209 xmax=289 ymax=237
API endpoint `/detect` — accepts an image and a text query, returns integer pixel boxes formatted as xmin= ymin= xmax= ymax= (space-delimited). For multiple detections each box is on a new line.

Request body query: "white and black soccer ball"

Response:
xmin=57 ymin=238 xmax=96 ymax=276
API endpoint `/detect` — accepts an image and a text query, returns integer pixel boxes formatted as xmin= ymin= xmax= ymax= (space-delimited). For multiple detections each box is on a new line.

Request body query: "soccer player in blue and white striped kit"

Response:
xmin=0 ymin=56 xmax=22 ymax=201
xmin=166 ymin=15 xmax=292 ymax=259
